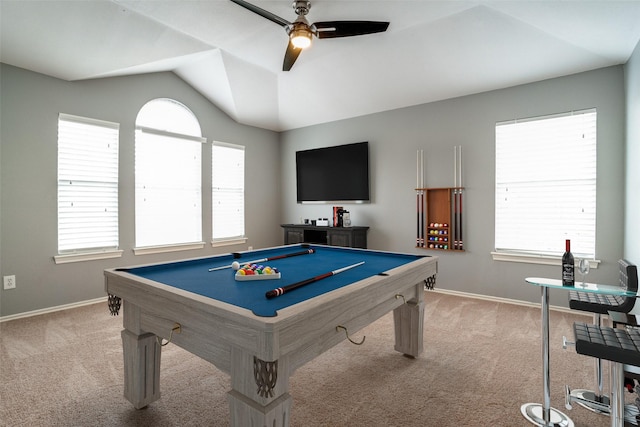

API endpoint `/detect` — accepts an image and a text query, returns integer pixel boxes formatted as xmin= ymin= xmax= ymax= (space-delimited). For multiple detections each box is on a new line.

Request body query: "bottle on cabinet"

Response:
xmin=562 ymin=239 xmax=575 ymax=287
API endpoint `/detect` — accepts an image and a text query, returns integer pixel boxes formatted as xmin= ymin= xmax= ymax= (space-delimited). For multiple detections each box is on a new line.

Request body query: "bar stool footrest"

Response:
xmin=568 ymin=388 xmax=611 ymax=415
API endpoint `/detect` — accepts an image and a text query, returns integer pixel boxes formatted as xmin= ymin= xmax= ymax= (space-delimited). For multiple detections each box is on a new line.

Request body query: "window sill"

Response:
xmin=54 ymin=249 xmax=124 ymax=264
xmin=491 ymin=251 xmax=600 ymax=269
xmin=211 ymin=237 xmax=248 ymax=248
xmin=134 ymin=242 xmax=205 ymax=256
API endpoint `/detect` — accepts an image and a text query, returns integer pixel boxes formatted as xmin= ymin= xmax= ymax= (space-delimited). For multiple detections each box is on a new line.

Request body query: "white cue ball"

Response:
xmin=231 ymin=261 xmax=241 ymax=270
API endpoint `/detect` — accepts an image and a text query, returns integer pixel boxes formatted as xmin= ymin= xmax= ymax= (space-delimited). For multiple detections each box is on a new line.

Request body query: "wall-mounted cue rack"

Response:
xmin=415 ymin=146 xmax=465 ymax=251
xmin=415 ymin=187 xmax=465 ymax=251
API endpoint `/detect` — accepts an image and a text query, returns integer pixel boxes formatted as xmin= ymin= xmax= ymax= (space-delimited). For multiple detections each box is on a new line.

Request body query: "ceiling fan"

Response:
xmin=230 ymin=0 xmax=390 ymax=71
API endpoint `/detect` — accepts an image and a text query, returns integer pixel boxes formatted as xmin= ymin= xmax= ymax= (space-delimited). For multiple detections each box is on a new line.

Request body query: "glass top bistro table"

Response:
xmin=522 ymin=277 xmax=636 ymax=427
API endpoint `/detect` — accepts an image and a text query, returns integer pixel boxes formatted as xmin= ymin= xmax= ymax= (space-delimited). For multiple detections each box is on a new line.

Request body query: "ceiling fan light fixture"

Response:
xmin=231 ymin=0 xmax=390 ymax=71
xmin=290 ymin=27 xmax=312 ymax=49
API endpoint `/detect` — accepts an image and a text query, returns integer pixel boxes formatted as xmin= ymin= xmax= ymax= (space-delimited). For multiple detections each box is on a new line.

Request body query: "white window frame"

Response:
xmin=54 ymin=113 xmax=122 ymax=264
xmin=212 ymin=141 xmax=246 ymax=247
xmin=134 ymin=99 xmax=205 ymax=255
xmin=492 ymin=108 xmax=598 ymax=268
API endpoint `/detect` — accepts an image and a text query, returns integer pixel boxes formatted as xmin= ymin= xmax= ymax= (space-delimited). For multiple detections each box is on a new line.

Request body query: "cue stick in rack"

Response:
xmin=456 ymin=189 xmax=461 ymax=250
xmin=459 ymin=189 xmax=464 ymax=250
xmin=453 ymin=146 xmax=460 ymax=250
xmin=416 ymin=192 xmax=420 ymax=247
xmin=265 ymin=261 xmax=365 ymax=299
xmin=420 ymin=191 xmax=425 ymax=247
xmin=416 ymin=150 xmax=420 ymax=247
xmin=453 ymin=147 xmax=458 ymax=250
xmin=417 ymin=189 xmax=424 ymax=247
xmin=458 ymin=146 xmax=463 ymax=250
xmin=451 ymin=188 xmax=457 ymax=250
xmin=208 ymin=248 xmax=315 ymax=271
xmin=421 ymin=150 xmax=425 ymax=247
xmin=453 ymin=145 xmax=463 ymax=250
xmin=416 ymin=149 xmax=425 ymax=248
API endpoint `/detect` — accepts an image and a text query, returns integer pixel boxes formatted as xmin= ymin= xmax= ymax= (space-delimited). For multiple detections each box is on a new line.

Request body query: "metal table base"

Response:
xmin=521 ymin=403 xmax=574 ymax=427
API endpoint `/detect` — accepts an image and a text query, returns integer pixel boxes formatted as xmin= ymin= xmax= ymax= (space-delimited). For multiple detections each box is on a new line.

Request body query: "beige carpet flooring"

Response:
xmin=0 ymin=291 xmax=629 ymax=426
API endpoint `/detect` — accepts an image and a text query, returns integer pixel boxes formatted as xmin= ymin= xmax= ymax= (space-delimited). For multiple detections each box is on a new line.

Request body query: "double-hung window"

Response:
xmin=134 ymin=99 xmax=205 ymax=253
xmin=494 ymin=108 xmax=597 ymax=261
xmin=56 ymin=113 xmax=120 ymax=262
xmin=212 ymin=142 xmax=245 ymax=244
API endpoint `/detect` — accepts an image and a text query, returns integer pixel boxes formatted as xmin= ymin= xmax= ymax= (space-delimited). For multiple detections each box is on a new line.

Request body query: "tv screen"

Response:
xmin=296 ymin=142 xmax=370 ymax=203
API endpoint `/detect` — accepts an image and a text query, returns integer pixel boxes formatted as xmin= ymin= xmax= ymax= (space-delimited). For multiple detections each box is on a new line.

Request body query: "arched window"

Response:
xmin=134 ymin=99 xmax=205 ymax=252
xmin=136 ymin=98 xmax=201 ymax=136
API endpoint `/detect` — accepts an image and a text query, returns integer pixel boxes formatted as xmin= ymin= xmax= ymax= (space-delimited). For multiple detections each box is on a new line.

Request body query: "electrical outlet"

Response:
xmin=3 ymin=275 xmax=16 ymax=290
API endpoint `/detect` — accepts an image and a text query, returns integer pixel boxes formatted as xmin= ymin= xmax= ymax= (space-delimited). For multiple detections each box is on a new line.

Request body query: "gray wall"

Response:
xmin=0 ymin=64 xmax=281 ymax=317
xmin=625 ymin=41 xmax=640 ymax=263
xmin=1 ymin=56 xmax=636 ymax=317
xmin=281 ymin=66 xmax=627 ymax=308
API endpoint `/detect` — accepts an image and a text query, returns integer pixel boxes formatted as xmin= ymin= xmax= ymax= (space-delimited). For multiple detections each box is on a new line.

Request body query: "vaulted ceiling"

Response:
xmin=2 ymin=1 xmax=640 ymax=131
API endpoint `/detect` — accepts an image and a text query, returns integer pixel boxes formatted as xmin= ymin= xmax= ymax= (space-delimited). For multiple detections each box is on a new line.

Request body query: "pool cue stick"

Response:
xmin=418 ymin=150 xmax=425 ymax=247
xmin=458 ymin=146 xmax=463 ymax=250
xmin=456 ymin=189 xmax=461 ymax=249
xmin=420 ymin=150 xmax=424 ymax=247
xmin=420 ymin=190 xmax=424 ymax=247
xmin=453 ymin=147 xmax=458 ymax=250
xmin=208 ymin=248 xmax=315 ymax=271
xmin=265 ymin=261 xmax=365 ymax=299
xmin=416 ymin=191 xmax=420 ymax=247
xmin=416 ymin=150 xmax=421 ymax=247
xmin=452 ymin=189 xmax=458 ymax=250
xmin=448 ymin=192 xmax=452 ymax=249
xmin=459 ymin=189 xmax=464 ymax=250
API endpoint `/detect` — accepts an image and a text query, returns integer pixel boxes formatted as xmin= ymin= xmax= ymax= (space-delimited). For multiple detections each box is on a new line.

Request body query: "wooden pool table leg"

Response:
xmin=227 ymin=348 xmax=292 ymax=427
xmin=121 ymin=302 xmax=162 ymax=409
xmin=393 ymin=282 xmax=425 ymax=357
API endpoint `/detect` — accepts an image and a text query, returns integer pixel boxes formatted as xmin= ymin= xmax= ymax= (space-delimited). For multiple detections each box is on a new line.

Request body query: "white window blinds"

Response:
xmin=495 ymin=109 xmax=597 ymax=258
xmin=212 ymin=142 xmax=245 ymax=241
xmin=57 ymin=113 xmax=119 ymax=253
xmin=135 ymin=127 xmax=204 ymax=248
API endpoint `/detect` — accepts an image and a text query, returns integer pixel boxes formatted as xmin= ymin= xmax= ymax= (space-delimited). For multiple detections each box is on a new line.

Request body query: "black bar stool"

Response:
xmin=566 ymin=259 xmax=638 ymax=415
xmin=572 ymin=322 xmax=640 ymax=426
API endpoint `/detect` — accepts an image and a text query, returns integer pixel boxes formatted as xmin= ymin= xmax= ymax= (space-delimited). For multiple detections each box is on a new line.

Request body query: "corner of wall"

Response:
xmin=624 ymin=39 xmax=640 ymax=264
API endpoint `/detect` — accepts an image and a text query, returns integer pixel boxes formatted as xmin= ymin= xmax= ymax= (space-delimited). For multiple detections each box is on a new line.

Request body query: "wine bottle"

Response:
xmin=562 ymin=239 xmax=574 ymax=287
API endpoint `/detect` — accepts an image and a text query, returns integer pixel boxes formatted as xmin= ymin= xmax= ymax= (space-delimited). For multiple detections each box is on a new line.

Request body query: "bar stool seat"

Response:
xmin=570 ymin=292 xmax=632 ymax=314
xmin=573 ymin=322 xmax=640 ymax=427
xmin=574 ymin=322 xmax=640 ymax=366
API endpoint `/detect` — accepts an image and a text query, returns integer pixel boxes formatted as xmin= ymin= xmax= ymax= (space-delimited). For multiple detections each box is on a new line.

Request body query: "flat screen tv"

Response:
xmin=296 ymin=141 xmax=370 ymax=203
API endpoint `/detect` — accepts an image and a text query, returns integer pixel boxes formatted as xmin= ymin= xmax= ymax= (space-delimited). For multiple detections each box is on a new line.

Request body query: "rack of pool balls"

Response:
xmin=234 ymin=263 xmax=281 ymax=281
xmin=427 ymin=223 xmax=449 ymax=250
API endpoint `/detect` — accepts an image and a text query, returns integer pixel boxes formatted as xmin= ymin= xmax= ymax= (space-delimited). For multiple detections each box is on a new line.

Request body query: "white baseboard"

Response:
xmin=0 ymin=288 xmax=588 ymax=323
xmin=432 ymin=288 xmax=589 ymax=316
xmin=0 ymin=296 xmax=107 ymax=323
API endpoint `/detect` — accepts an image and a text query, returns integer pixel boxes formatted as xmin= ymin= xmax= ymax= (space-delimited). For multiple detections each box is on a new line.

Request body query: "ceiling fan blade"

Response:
xmin=283 ymin=40 xmax=303 ymax=71
xmin=314 ymin=21 xmax=389 ymax=39
xmin=230 ymin=0 xmax=291 ymax=28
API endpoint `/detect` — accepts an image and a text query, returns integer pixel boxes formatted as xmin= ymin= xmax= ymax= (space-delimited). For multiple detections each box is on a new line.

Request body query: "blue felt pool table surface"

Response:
xmin=120 ymin=245 xmax=427 ymax=317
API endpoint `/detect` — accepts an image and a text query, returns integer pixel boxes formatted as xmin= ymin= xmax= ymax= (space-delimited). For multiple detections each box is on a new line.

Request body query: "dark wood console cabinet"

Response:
xmin=281 ymin=224 xmax=369 ymax=249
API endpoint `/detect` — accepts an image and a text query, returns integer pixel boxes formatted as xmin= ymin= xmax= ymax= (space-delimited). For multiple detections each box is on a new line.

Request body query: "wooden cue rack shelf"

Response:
xmin=415 ymin=187 xmax=465 ymax=251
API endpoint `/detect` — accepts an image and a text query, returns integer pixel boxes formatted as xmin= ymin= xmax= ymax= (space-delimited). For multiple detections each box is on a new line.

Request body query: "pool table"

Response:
xmin=105 ymin=244 xmax=437 ymax=426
